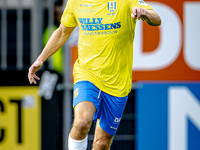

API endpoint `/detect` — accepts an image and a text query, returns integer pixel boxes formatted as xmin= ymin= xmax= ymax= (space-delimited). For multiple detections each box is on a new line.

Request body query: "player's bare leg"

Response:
xmin=70 ymin=101 xmax=96 ymax=140
xmin=92 ymin=119 xmax=114 ymax=150
xmin=68 ymin=101 xmax=96 ymax=150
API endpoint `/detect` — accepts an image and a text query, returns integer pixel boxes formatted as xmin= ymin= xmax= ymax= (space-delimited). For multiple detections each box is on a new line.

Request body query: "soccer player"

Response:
xmin=28 ymin=0 xmax=161 ymax=149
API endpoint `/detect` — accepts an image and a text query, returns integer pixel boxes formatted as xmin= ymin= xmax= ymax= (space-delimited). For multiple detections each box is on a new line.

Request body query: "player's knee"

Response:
xmin=93 ymin=138 xmax=110 ymax=149
xmin=73 ymin=117 xmax=91 ymax=132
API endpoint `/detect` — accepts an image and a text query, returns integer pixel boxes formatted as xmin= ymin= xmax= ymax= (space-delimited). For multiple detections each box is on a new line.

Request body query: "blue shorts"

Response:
xmin=73 ymin=81 xmax=128 ymax=135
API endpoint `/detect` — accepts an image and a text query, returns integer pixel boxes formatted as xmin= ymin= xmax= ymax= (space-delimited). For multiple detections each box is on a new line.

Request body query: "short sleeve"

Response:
xmin=61 ymin=0 xmax=78 ymax=27
xmin=128 ymin=0 xmax=153 ymax=12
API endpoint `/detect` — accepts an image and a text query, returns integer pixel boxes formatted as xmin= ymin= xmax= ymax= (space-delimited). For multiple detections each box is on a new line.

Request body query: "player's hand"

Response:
xmin=28 ymin=60 xmax=43 ymax=84
xmin=131 ymin=7 xmax=146 ymax=20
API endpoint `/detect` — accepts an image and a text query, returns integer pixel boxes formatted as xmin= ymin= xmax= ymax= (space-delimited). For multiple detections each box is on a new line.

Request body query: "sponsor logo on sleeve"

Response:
xmin=138 ymin=0 xmax=148 ymax=6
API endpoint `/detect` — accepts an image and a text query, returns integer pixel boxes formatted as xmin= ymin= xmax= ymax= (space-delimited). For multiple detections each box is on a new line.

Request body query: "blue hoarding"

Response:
xmin=136 ymin=82 xmax=200 ymax=150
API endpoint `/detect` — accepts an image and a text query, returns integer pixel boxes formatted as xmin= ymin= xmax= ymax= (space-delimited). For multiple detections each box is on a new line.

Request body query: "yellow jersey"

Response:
xmin=61 ymin=0 xmax=152 ymax=97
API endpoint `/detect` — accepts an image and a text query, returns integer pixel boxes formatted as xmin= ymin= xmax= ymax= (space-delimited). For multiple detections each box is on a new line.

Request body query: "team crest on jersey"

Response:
xmin=107 ymin=1 xmax=116 ymax=13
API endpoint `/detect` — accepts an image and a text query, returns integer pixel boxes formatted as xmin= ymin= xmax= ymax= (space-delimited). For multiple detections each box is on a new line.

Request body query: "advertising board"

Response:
xmin=0 ymin=87 xmax=41 ymax=150
xmin=136 ymin=83 xmax=200 ymax=150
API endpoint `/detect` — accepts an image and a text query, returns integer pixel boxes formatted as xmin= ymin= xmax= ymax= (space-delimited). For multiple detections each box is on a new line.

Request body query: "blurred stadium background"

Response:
xmin=0 ymin=0 xmax=200 ymax=150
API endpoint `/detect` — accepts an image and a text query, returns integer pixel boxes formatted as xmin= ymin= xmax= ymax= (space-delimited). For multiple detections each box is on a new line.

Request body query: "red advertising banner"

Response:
xmin=132 ymin=0 xmax=200 ymax=81
xmin=70 ymin=0 xmax=200 ymax=81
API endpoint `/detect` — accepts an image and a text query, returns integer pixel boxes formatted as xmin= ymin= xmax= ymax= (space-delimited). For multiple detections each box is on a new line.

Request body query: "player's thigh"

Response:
xmin=73 ymin=81 xmax=101 ymax=126
xmin=73 ymin=101 xmax=96 ymax=127
xmin=70 ymin=101 xmax=96 ymax=140
xmin=93 ymin=119 xmax=113 ymax=150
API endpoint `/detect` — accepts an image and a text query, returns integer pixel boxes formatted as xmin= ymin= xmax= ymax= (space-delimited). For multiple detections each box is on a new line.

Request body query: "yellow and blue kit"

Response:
xmin=61 ymin=0 xmax=152 ymax=135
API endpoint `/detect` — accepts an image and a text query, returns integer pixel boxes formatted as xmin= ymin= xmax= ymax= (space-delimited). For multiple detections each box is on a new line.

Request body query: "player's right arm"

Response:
xmin=28 ymin=23 xmax=75 ymax=84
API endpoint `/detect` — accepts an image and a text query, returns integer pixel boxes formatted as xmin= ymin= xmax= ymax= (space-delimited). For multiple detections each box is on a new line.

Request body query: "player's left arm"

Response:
xmin=131 ymin=7 xmax=161 ymax=26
